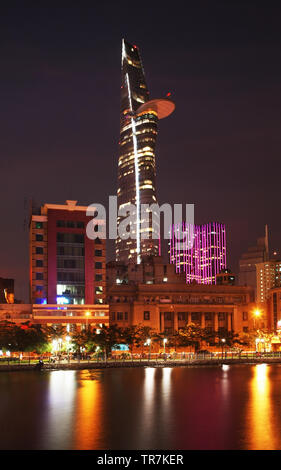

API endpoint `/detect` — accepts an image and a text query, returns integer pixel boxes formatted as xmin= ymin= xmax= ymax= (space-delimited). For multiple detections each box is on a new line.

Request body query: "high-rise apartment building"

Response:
xmin=29 ymin=200 xmax=106 ymax=306
xmin=256 ymin=260 xmax=281 ymax=303
xmin=169 ymin=222 xmax=227 ymax=285
xmin=116 ymin=39 xmax=175 ymax=264
xmin=238 ymin=225 xmax=269 ymax=298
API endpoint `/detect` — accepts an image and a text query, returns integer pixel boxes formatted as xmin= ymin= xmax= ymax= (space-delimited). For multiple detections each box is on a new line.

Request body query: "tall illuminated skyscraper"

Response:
xmin=116 ymin=39 xmax=175 ymax=264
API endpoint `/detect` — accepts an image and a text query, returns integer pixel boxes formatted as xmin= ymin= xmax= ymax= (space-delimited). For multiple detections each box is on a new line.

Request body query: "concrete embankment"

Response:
xmin=1 ymin=358 xmax=281 ymax=372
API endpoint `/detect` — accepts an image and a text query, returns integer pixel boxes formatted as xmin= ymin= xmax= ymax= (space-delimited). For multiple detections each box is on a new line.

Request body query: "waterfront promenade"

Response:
xmin=1 ymin=352 xmax=281 ymax=371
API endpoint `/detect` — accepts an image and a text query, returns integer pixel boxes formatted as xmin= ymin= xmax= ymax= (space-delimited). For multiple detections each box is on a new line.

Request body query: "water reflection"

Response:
xmin=140 ymin=368 xmax=156 ymax=444
xmin=2 ymin=366 xmax=281 ymax=449
xmin=248 ymin=364 xmax=276 ymax=450
xmin=74 ymin=370 xmax=103 ymax=450
xmin=45 ymin=371 xmax=76 ymax=449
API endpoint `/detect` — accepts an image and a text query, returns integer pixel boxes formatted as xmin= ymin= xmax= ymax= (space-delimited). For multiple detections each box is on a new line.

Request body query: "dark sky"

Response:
xmin=0 ymin=3 xmax=280 ymax=301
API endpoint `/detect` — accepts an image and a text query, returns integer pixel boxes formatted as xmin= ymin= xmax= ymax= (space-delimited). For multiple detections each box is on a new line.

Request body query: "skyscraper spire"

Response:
xmin=116 ymin=39 xmax=175 ymax=264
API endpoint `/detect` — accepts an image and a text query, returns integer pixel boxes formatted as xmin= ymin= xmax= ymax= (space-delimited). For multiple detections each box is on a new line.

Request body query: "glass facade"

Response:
xmin=56 ymin=232 xmax=85 ymax=304
xmin=116 ymin=39 xmax=159 ymax=264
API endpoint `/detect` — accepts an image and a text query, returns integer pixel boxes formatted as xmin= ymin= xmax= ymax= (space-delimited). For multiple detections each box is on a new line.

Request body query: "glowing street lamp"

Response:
xmin=163 ymin=338 xmax=168 ymax=355
xmin=221 ymin=338 xmax=226 ymax=359
xmin=253 ymin=308 xmax=262 ymax=330
xmin=146 ymin=338 xmax=151 ymax=360
xmin=65 ymin=336 xmax=71 ymax=361
xmin=52 ymin=339 xmax=58 ymax=353
xmin=85 ymin=311 xmax=91 ymax=330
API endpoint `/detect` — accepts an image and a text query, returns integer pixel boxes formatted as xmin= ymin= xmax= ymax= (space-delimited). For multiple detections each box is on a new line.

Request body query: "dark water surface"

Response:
xmin=0 ymin=364 xmax=281 ymax=450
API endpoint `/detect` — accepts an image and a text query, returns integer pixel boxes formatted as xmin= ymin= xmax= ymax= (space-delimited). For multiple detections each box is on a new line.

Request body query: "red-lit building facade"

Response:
xmin=29 ymin=200 xmax=108 ymax=330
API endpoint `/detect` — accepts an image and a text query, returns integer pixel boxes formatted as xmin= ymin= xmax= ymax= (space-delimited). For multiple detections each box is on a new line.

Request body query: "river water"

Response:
xmin=0 ymin=364 xmax=281 ymax=450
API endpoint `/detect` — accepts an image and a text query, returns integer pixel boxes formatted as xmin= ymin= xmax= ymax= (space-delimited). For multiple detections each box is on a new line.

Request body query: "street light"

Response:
xmin=65 ymin=336 xmax=71 ymax=361
xmin=163 ymin=338 xmax=168 ymax=355
xmin=253 ymin=308 xmax=262 ymax=330
xmin=146 ymin=338 xmax=151 ymax=361
xmin=85 ymin=311 xmax=91 ymax=330
xmin=221 ymin=338 xmax=226 ymax=359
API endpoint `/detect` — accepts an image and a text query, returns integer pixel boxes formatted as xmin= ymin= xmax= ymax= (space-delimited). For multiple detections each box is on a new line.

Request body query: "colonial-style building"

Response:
xmin=107 ymin=281 xmax=258 ymax=335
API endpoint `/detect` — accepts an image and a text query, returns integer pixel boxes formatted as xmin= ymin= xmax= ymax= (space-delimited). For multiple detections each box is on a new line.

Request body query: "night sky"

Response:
xmin=0 ymin=3 xmax=280 ymax=301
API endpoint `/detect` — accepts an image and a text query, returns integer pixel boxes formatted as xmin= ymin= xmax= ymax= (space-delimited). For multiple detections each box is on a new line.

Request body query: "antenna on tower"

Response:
xmin=265 ymin=224 xmax=269 ymax=260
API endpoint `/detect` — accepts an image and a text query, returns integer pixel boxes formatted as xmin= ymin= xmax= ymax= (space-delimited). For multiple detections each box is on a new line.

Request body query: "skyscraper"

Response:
xmin=256 ymin=259 xmax=281 ymax=303
xmin=169 ymin=222 xmax=227 ymax=285
xmin=238 ymin=225 xmax=269 ymax=297
xmin=116 ymin=39 xmax=175 ymax=264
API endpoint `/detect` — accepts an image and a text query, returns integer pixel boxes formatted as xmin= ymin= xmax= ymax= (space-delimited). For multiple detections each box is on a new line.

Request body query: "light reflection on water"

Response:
xmin=247 ymin=364 xmax=277 ymax=450
xmin=74 ymin=370 xmax=103 ymax=450
xmin=1 ymin=365 xmax=281 ymax=450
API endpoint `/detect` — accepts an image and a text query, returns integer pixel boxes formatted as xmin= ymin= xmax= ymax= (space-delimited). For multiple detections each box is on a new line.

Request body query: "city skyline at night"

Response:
xmin=0 ymin=3 xmax=281 ymax=454
xmin=0 ymin=5 xmax=280 ymax=301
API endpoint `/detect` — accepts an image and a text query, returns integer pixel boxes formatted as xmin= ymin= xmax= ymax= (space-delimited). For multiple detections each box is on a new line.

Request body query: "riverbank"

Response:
xmin=1 ymin=357 xmax=281 ymax=372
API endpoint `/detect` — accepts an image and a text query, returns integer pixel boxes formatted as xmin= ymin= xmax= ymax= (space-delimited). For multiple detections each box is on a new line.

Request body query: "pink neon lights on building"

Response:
xmin=169 ymin=222 xmax=227 ymax=285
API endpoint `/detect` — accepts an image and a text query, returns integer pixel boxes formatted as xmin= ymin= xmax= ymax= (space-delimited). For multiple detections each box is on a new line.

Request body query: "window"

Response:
xmin=124 ymin=312 xmax=128 ymax=321
xmin=36 ymin=222 xmax=43 ymax=229
xmin=57 ymin=233 xmax=84 ymax=244
xmin=111 ymin=312 xmax=115 ymax=321
xmin=95 ymin=250 xmax=103 ymax=257
xmin=117 ymin=312 xmax=123 ymax=320
xmin=36 ymin=260 xmax=43 ymax=268
xmin=178 ymin=312 xmax=186 ymax=321
xmin=164 ymin=312 xmax=172 ymax=321
xmin=243 ymin=312 xmax=248 ymax=321
xmin=36 ymin=273 xmax=43 ymax=280
xmin=218 ymin=313 xmax=225 ymax=321
xmin=77 ymin=221 xmax=84 ymax=229
xmin=56 ymin=220 xmax=65 ymax=228
xmin=36 ymin=247 xmax=43 ymax=255
xmin=95 ymin=238 xmax=102 ymax=244
xmin=191 ymin=312 xmax=199 ymax=321
xmin=95 ymin=286 xmax=103 ymax=294
xmin=243 ymin=327 xmax=249 ymax=332
xmin=95 ymin=262 xmax=103 ymax=269
xmin=36 ymin=286 xmax=43 ymax=292
xmin=144 ymin=311 xmax=150 ymax=321
xmin=95 ymin=274 xmax=103 ymax=282
xmin=67 ymin=221 xmax=75 ymax=228
xmin=205 ymin=313 xmax=212 ymax=321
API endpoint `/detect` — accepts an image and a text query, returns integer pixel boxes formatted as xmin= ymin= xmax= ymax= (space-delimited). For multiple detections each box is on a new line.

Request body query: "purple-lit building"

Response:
xmin=169 ymin=222 xmax=227 ymax=285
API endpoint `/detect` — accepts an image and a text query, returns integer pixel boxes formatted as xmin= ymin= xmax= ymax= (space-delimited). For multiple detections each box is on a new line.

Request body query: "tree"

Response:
xmin=92 ymin=325 xmax=122 ymax=358
xmin=71 ymin=329 xmax=94 ymax=354
xmin=119 ymin=326 xmax=139 ymax=354
xmin=0 ymin=321 xmax=18 ymax=351
xmin=178 ymin=323 xmax=208 ymax=351
xmin=43 ymin=325 xmax=66 ymax=341
xmin=0 ymin=321 xmax=49 ymax=354
xmin=134 ymin=325 xmax=155 ymax=352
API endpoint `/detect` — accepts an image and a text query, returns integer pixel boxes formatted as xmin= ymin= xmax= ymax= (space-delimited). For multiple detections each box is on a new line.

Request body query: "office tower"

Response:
xmin=238 ymin=225 xmax=269 ymax=297
xmin=169 ymin=222 xmax=227 ymax=285
xmin=256 ymin=259 xmax=281 ymax=303
xmin=29 ymin=200 xmax=106 ymax=305
xmin=116 ymin=39 xmax=175 ymax=264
